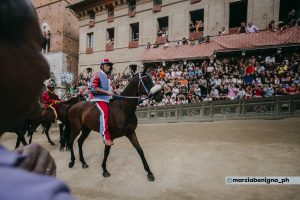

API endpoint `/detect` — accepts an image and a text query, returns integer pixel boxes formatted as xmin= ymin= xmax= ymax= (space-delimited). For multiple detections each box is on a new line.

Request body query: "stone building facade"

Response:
xmin=33 ymin=0 xmax=80 ymax=95
xmin=69 ymin=0 xmax=297 ymax=74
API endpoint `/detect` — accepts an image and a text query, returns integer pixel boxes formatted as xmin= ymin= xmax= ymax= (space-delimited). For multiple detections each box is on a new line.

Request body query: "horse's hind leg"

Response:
xmin=102 ymin=145 xmax=111 ymax=177
xmin=68 ymin=125 xmax=82 ymax=168
xmin=127 ymin=132 xmax=155 ymax=181
xmin=78 ymin=126 xmax=91 ymax=169
xmin=43 ymin=123 xmax=55 ymax=145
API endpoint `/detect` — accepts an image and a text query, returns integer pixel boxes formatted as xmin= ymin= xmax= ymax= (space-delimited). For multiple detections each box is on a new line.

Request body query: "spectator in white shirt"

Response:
xmin=246 ymin=23 xmax=259 ymax=33
xmin=265 ymin=55 xmax=275 ymax=64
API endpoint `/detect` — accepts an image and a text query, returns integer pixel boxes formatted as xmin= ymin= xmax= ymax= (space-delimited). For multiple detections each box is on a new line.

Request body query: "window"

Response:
xmin=106 ymin=28 xmax=115 ymax=44
xmin=108 ymin=7 xmax=114 ymax=17
xmin=107 ymin=5 xmax=114 ymax=22
xmin=87 ymin=32 xmax=94 ymax=48
xmin=157 ymin=16 xmax=168 ymax=36
xmin=190 ymin=9 xmax=204 ymax=32
xmin=153 ymin=0 xmax=162 ymax=6
xmin=279 ymin=0 xmax=300 ymax=21
xmin=229 ymin=0 xmax=248 ymax=28
xmin=129 ymin=0 xmax=136 ymax=11
xmin=130 ymin=23 xmax=139 ymax=41
xmin=88 ymin=10 xmax=95 ymax=20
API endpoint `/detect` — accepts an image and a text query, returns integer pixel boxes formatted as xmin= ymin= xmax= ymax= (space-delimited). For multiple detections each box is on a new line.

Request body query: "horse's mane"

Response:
xmin=62 ymin=95 xmax=84 ymax=105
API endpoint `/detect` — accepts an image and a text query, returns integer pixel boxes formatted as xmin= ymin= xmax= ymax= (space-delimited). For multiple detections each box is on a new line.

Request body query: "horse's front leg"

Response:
xmin=15 ymin=127 xmax=27 ymax=149
xmin=102 ymin=145 xmax=111 ymax=177
xmin=43 ymin=122 xmax=55 ymax=145
xmin=127 ymin=132 xmax=155 ymax=181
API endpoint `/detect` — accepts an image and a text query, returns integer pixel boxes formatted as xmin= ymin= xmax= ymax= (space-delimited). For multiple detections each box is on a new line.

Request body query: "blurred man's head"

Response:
xmin=0 ymin=0 xmax=50 ymax=133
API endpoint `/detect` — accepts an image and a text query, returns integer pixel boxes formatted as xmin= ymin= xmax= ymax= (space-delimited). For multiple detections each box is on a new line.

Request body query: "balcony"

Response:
xmin=189 ymin=31 xmax=203 ymax=40
xmin=228 ymin=27 xmax=239 ymax=34
xmin=128 ymin=10 xmax=136 ymax=17
xmin=107 ymin=15 xmax=114 ymax=23
xmin=106 ymin=43 xmax=114 ymax=51
xmin=152 ymin=5 xmax=161 ymax=12
xmin=89 ymin=20 xmax=95 ymax=28
xmin=128 ymin=6 xmax=136 ymax=17
xmin=190 ymin=0 xmax=201 ymax=4
xmin=86 ymin=48 xmax=93 ymax=54
xmin=156 ymin=36 xmax=168 ymax=45
xmin=128 ymin=40 xmax=139 ymax=48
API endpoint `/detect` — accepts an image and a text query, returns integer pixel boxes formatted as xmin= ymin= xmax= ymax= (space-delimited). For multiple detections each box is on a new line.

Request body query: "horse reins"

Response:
xmin=113 ymin=72 xmax=154 ymax=102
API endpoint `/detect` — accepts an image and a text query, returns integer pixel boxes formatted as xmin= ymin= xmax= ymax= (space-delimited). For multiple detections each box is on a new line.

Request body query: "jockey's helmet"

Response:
xmin=47 ymin=82 xmax=56 ymax=89
xmin=100 ymin=58 xmax=113 ymax=67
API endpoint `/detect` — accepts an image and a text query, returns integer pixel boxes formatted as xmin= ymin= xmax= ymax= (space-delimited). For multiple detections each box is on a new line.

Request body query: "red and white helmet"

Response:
xmin=100 ymin=58 xmax=113 ymax=66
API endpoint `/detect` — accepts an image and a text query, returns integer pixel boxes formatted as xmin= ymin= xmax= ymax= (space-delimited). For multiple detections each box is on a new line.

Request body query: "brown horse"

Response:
xmin=64 ymin=69 xmax=163 ymax=181
xmin=25 ymin=95 xmax=85 ymax=148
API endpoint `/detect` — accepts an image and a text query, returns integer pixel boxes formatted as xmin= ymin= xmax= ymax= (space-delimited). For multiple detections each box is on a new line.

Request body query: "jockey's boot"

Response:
xmin=104 ymin=139 xmax=114 ymax=146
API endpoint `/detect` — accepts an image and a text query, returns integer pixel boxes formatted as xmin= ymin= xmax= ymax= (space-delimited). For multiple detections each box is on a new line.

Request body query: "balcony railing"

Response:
xmin=89 ymin=19 xmax=95 ymax=28
xmin=128 ymin=5 xmax=136 ymax=17
xmin=228 ymin=27 xmax=239 ymax=34
xmin=106 ymin=43 xmax=114 ymax=51
xmin=128 ymin=40 xmax=139 ymax=48
xmin=156 ymin=36 xmax=168 ymax=44
xmin=107 ymin=11 xmax=114 ymax=22
xmin=152 ymin=5 xmax=161 ymax=12
xmin=86 ymin=47 xmax=93 ymax=54
xmin=136 ymin=95 xmax=300 ymax=123
xmin=189 ymin=31 xmax=203 ymax=40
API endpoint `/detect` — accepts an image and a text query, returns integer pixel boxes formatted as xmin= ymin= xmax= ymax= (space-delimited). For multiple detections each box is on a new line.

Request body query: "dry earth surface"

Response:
xmin=2 ymin=118 xmax=300 ymax=200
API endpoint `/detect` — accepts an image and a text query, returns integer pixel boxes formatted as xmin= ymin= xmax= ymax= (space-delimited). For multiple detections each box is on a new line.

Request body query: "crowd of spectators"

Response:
xmin=146 ymin=8 xmax=299 ymax=48
xmin=69 ymin=51 xmax=300 ymax=107
xmin=138 ymin=52 xmax=300 ymax=106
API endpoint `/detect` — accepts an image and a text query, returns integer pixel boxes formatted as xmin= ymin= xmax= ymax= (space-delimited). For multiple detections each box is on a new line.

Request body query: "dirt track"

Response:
xmin=2 ymin=118 xmax=300 ymax=200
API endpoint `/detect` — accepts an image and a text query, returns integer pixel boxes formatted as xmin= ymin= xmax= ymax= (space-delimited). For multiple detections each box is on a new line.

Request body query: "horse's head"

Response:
xmin=137 ymin=70 xmax=164 ymax=103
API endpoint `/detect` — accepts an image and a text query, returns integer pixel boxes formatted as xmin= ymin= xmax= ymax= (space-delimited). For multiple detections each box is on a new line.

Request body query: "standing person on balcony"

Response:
xmin=90 ymin=59 xmax=115 ymax=146
xmin=246 ymin=22 xmax=259 ymax=33
xmin=237 ymin=22 xmax=247 ymax=33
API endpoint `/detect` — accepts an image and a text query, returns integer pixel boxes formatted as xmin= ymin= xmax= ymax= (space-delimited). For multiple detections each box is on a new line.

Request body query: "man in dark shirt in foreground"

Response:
xmin=0 ymin=0 xmax=75 ymax=199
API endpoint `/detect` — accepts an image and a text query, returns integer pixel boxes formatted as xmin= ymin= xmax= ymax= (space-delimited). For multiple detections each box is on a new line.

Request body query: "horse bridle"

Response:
xmin=114 ymin=72 xmax=157 ymax=101
xmin=138 ymin=72 xmax=152 ymax=97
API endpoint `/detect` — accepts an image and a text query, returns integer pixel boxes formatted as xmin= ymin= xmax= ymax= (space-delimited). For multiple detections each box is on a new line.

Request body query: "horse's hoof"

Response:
xmin=103 ymin=171 xmax=111 ymax=178
xmin=68 ymin=161 xmax=75 ymax=168
xmin=82 ymin=163 xmax=89 ymax=169
xmin=50 ymin=142 xmax=55 ymax=146
xmin=147 ymin=174 xmax=155 ymax=181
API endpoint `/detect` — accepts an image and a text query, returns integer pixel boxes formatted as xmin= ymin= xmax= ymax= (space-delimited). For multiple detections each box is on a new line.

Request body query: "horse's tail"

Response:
xmin=59 ymin=122 xmax=71 ymax=151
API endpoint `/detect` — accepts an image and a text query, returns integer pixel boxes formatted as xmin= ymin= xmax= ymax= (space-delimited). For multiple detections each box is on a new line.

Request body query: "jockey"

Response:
xmin=42 ymin=81 xmax=61 ymax=119
xmin=90 ymin=58 xmax=114 ymax=146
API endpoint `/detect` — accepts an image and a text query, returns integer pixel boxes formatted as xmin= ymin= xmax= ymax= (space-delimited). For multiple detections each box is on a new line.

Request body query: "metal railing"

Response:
xmin=136 ymin=95 xmax=300 ymax=123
